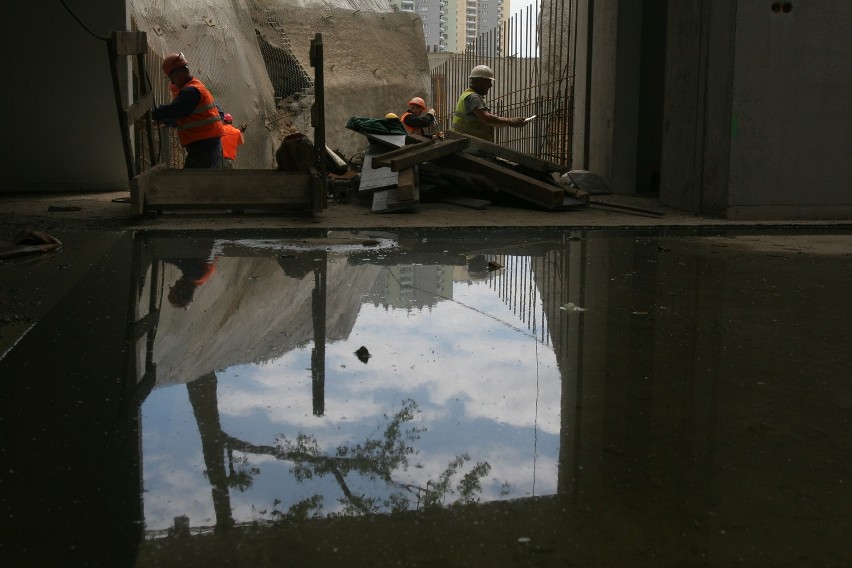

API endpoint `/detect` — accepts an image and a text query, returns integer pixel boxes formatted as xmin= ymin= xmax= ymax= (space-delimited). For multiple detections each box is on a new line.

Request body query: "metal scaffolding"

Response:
xmin=430 ymin=1 xmax=573 ymax=167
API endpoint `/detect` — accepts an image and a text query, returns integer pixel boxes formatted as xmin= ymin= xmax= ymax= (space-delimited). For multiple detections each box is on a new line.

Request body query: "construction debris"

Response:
xmin=0 ymin=230 xmax=63 ymax=260
xmin=346 ymin=121 xmax=587 ymax=214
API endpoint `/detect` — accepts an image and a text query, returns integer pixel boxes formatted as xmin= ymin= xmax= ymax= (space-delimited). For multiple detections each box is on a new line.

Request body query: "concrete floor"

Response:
xmin=2 ymin=190 xmax=852 ymax=235
xmin=2 ymin=191 xmax=851 ymax=567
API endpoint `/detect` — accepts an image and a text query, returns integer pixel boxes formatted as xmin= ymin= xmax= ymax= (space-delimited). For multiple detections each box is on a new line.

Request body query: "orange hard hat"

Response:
xmin=408 ymin=97 xmax=427 ymax=109
xmin=223 ymin=113 xmax=233 ymax=123
xmin=162 ymin=52 xmax=188 ymax=75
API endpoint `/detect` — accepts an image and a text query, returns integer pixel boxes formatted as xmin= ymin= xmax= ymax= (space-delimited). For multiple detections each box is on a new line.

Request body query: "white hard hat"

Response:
xmin=469 ymin=65 xmax=494 ymax=82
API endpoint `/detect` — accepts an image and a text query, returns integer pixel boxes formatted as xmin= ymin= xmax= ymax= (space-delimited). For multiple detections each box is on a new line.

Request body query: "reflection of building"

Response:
xmin=367 ymin=264 xmax=454 ymax=309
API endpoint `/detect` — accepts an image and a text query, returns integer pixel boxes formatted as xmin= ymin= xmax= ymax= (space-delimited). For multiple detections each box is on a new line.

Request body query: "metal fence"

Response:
xmin=430 ymin=0 xmax=573 ymax=167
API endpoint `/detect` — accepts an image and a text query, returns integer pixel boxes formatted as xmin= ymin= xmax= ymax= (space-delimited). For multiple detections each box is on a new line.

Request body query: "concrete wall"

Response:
xmin=568 ymin=0 xmax=646 ymax=195
xmin=660 ymin=0 xmax=736 ymax=214
xmin=660 ymin=1 xmax=852 ymax=219
xmin=725 ymin=2 xmax=852 ymax=219
xmin=569 ymin=0 xmax=851 ymax=218
xmin=274 ymin=6 xmax=431 ymax=160
xmin=0 ymin=1 xmax=129 ymax=193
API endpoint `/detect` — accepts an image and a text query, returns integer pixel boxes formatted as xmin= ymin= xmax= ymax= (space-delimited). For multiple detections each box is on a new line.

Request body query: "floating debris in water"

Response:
xmin=355 ymin=346 xmax=371 ymax=364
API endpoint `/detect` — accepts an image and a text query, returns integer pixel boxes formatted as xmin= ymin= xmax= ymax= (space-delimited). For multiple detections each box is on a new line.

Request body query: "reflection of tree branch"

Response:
xmin=217 ymin=399 xmax=493 ymax=518
xmin=221 ymin=435 xmax=372 ymax=513
xmin=330 ymin=467 xmax=370 ymax=514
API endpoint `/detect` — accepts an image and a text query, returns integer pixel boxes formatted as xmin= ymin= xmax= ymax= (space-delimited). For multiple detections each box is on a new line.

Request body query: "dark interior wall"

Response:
xmin=0 ymin=2 xmax=129 ymax=193
xmin=635 ymin=0 xmax=668 ymax=193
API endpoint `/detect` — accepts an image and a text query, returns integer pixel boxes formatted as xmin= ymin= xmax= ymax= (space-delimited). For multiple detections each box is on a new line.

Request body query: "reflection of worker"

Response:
xmin=221 ymin=114 xmax=246 ymax=169
xmin=166 ymin=258 xmax=218 ymax=309
xmin=451 ymin=65 xmax=527 ymax=142
xmin=400 ymin=97 xmax=437 ymax=137
xmin=152 ymin=52 xmax=224 ymax=168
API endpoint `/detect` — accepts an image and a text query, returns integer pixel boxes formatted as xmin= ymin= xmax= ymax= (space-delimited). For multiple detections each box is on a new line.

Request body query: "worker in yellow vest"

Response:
xmin=221 ymin=113 xmax=246 ymax=169
xmin=451 ymin=65 xmax=527 ymax=142
xmin=153 ymin=52 xmax=224 ymax=168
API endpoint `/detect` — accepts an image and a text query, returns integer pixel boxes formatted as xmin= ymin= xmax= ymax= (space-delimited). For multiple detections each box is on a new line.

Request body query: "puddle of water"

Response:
xmin=1 ymin=228 xmax=850 ymax=566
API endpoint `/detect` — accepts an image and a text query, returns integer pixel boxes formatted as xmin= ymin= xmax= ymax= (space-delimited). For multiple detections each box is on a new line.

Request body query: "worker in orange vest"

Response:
xmin=221 ymin=113 xmax=246 ymax=169
xmin=166 ymin=257 xmax=218 ymax=309
xmin=152 ymin=52 xmax=224 ymax=168
xmin=399 ymin=96 xmax=437 ymax=137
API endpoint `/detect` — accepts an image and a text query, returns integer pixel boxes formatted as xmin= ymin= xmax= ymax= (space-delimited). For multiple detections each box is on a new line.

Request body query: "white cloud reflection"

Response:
xmin=143 ymin=267 xmax=564 ymax=531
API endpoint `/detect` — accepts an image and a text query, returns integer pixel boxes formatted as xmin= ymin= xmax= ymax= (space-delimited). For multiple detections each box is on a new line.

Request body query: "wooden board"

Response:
xmin=371 ymin=187 xmax=418 ymax=213
xmin=361 ymin=132 xmax=407 ymax=148
xmin=396 ymin=167 xmax=416 ymax=202
xmin=371 ymin=138 xmax=469 ymax=171
xmin=131 ymin=166 xmax=323 ymax=214
xmin=440 ymin=197 xmax=491 ymax=210
xmin=434 ymin=152 xmax=565 ymax=208
xmin=443 ymin=130 xmax=567 ymax=173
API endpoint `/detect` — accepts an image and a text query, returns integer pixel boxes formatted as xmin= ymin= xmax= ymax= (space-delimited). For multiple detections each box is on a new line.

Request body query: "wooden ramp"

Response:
xmin=131 ymin=165 xmax=325 ymax=216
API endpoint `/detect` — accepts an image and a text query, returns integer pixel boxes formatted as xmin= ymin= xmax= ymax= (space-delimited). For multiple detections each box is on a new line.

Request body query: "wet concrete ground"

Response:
xmin=1 ymin=194 xmax=851 ymax=566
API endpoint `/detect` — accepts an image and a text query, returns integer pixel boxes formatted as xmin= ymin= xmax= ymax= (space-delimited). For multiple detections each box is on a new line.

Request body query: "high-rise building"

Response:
xmin=391 ymin=0 xmax=508 ymax=53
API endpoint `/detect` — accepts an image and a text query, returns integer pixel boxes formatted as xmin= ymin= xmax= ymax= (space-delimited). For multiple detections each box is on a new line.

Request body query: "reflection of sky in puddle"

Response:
xmin=142 ymin=262 xmax=561 ymax=531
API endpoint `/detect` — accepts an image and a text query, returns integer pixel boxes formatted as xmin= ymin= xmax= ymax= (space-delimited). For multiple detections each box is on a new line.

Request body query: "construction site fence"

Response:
xmin=430 ymin=0 xmax=574 ymax=168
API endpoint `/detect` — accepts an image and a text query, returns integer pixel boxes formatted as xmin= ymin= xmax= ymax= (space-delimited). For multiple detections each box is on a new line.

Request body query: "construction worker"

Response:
xmin=400 ymin=97 xmax=437 ymax=137
xmin=221 ymin=113 xmax=246 ymax=169
xmin=451 ymin=65 xmax=527 ymax=142
xmin=166 ymin=257 xmax=218 ymax=309
xmin=152 ymin=52 xmax=224 ymax=168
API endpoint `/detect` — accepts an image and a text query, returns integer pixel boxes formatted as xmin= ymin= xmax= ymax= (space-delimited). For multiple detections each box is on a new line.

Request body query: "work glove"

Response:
xmin=240 ymin=123 xmax=248 ymax=132
xmin=427 ymin=109 xmax=437 ymax=124
xmin=508 ymin=117 xmax=526 ymax=127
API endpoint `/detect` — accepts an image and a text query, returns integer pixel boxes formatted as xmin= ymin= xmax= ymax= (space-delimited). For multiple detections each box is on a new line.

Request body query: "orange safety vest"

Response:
xmin=191 ymin=259 xmax=217 ymax=286
xmin=399 ymin=111 xmax=420 ymax=135
xmin=173 ymin=78 xmax=224 ymax=146
xmin=221 ymin=124 xmax=244 ymax=160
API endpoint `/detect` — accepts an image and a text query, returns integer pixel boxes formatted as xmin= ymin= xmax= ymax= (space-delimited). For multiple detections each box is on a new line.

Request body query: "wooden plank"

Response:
xmin=371 ymin=187 xmax=418 ymax=213
xmin=371 ymin=139 xmax=434 ymax=166
xmin=146 ymin=169 xmax=314 ymax=209
xmin=126 ymin=92 xmax=154 ymax=124
xmin=309 ymin=167 xmax=325 ymax=216
xmin=373 ymin=138 xmax=469 ymax=171
xmin=361 ymin=132 xmax=407 ymax=148
xmin=434 ymin=153 xmax=564 ymax=208
xmin=419 ymin=162 xmax=500 ymax=193
xmin=112 ymin=31 xmax=148 ymax=56
xmin=396 ymin=167 xmax=416 ymax=202
xmin=443 ymin=130 xmax=567 ymax=173
xmin=130 ymin=163 xmax=166 ymax=215
xmin=440 ymin=197 xmax=491 ymax=210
